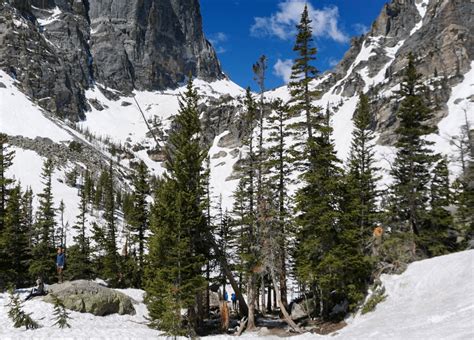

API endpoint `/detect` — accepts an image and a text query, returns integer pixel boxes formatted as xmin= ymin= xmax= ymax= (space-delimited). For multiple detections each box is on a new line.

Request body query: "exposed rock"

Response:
xmin=290 ymin=298 xmax=316 ymax=321
xmin=44 ymin=280 xmax=136 ymax=316
xmin=0 ymin=0 xmax=222 ymax=120
xmin=212 ymin=150 xmax=227 ymax=159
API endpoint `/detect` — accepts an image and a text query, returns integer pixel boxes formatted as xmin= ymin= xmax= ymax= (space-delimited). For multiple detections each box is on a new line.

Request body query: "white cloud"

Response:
xmin=273 ymin=59 xmax=293 ymax=83
xmin=328 ymin=57 xmax=340 ymax=67
xmin=209 ymin=32 xmax=228 ymax=54
xmin=353 ymin=23 xmax=370 ymax=35
xmin=250 ymin=0 xmax=348 ymax=43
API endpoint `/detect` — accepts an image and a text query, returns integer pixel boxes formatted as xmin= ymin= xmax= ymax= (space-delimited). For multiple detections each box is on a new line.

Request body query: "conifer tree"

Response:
xmin=67 ymin=186 xmax=92 ymax=280
xmin=288 ymin=5 xmax=320 ymax=144
xmin=230 ymin=88 xmax=261 ymax=329
xmin=346 ymin=93 xmax=380 ymax=246
xmin=421 ymin=157 xmax=455 ymax=255
xmin=294 ymin=107 xmax=346 ymax=318
xmin=7 ymin=290 xmax=40 ymax=329
xmin=265 ymin=99 xmax=294 ymax=308
xmin=1 ymin=184 xmax=31 ymax=287
xmin=30 ymin=159 xmax=56 ymax=282
xmin=145 ymin=78 xmax=208 ymax=336
xmin=102 ymin=160 xmax=119 ymax=285
xmin=0 ymin=133 xmax=14 ymax=233
xmin=51 ymin=294 xmax=71 ymax=328
xmin=130 ymin=161 xmax=149 ymax=287
xmin=389 ymin=54 xmax=438 ymax=244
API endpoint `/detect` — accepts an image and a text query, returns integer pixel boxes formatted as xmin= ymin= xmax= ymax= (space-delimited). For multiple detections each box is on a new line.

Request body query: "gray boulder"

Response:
xmin=43 ymin=280 xmax=136 ymax=316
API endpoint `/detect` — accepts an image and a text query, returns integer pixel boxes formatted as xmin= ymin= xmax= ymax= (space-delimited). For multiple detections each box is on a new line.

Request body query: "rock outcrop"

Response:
xmin=43 ymin=280 xmax=136 ymax=316
xmin=0 ymin=0 xmax=222 ymax=120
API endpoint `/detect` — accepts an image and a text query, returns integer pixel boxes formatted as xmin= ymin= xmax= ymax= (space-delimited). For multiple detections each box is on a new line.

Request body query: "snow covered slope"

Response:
xmin=1 ymin=250 xmax=472 ymax=339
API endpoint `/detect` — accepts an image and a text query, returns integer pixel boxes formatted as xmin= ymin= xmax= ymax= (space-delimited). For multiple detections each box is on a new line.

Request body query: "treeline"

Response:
xmin=0 ymin=138 xmax=152 ymax=289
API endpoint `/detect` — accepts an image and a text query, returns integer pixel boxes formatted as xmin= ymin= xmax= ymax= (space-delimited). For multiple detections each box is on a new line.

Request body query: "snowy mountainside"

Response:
xmin=1 ymin=249 xmax=472 ymax=339
xmin=1 ymin=0 xmax=473 ymax=240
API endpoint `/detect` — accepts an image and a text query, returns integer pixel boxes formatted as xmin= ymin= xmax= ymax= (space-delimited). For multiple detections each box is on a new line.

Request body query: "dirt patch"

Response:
xmin=305 ymin=319 xmax=347 ymax=335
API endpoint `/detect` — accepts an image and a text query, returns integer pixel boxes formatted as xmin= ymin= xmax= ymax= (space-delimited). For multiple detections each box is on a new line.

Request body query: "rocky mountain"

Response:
xmin=0 ymin=0 xmax=473 ymax=240
xmin=0 ymin=0 xmax=222 ymax=119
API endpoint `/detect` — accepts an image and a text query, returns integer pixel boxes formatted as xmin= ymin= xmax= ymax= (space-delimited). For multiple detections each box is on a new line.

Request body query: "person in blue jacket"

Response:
xmin=56 ymin=246 xmax=65 ymax=283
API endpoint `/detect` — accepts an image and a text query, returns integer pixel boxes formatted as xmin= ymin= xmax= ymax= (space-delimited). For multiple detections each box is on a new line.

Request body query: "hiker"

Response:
xmin=56 ymin=246 xmax=65 ymax=283
xmin=372 ymin=225 xmax=384 ymax=256
xmin=223 ymin=290 xmax=228 ymax=301
xmin=24 ymin=277 xmax=47 ymax=301
xmin=231 ymin=292 xmax=237 ymax=311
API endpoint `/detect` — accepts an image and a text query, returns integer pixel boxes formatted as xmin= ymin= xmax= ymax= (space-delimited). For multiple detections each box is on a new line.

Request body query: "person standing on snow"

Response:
xmin=56 ymin=246 xmax=66 ymax=283
xmin=231 ymin=292 xmax=237 ymax=311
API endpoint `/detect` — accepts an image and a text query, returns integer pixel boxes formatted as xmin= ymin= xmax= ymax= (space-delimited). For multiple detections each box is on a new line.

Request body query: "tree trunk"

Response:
xmin=266 ymin=281 xmax=272 ymax=312
xmin=247 ymin=274 xmax=257 ymax=331
xmin=260 ymin=275 xmax=265 ymax=314
xmin=207 ymin=233 xmax=249 ymax=316
xmin=269 ymin=268 xmax=303 ymax=333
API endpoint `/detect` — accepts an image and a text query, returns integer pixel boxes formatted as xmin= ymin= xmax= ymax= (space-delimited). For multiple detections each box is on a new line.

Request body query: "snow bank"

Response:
xmin=1 ymin=251 xmax=472 ymax=339
xmin=0 ymin=71 xmax=72 ymax=143
xmin=328 ymin=250 xmax=474 ymax=339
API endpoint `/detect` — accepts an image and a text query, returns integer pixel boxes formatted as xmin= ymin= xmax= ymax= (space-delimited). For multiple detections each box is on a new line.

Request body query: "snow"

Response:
xmin=326 ymin=250 xmax=474 ymax=340
xmin=0 ymin=71 xmax=72 ymax=143
xmin=410 ymin=0 xmax=429 ymax=36
xmin=7 ymin=148 xmax=81 ymax=247
xmin=0 ymin=287 xmax=162 ymax=339
xmin=36 ymin=7 xmax=62 ymax=27
xmin=208 ymin=131 xmax=241 ymax=212
xmin=428 ymin=61 xmax=474 ymax=179
xmin=4 ymin=250 xmax=471 ymax=339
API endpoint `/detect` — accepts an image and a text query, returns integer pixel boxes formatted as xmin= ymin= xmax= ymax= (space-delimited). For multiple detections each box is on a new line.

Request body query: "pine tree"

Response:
xmin=30 ymin=159 xmax=56 ymax=283
xmin=294 ymin=107 xmax=347 ymax=318
xmin=389 ymin=54 xmax=438 ymax=245
xmin=51 ymin=294 xmax=71 ymax=328
xmin=7 ymin=290 xmax=40 ymax=329
xmin=345 ymin=93 xmax=380 ymax=247
xmin=1 ymin=184 xmax=31 ymax=287
xmin=102 ymin=160 xmax=119 ymax=285
xmin=0 ymin=133 xmax=15 ymax=234
xmin=421 ymin=157 xmax=455 ymax=256
xmin=288 ymin=5 xmax=320 ymax=145
xmin=265 ymin=99 xmax=295 ymax=308
xmin=145 ymin=78 xmax=208 ymax=336
xmin=230 ymin=88 xmax=261 ymax=329
xmin=130 ymin=161 xmax=149 ymax=287
xmin=67 ymin=186 xmax=92 ymax=280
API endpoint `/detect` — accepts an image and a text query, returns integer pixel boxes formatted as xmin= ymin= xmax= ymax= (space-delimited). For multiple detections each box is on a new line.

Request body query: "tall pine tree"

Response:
xmin=145 ymin=78 xmax=208 ymax=336
xmin=30 ymin=159 xmax=56 ymax=283
xmin=389 ymin=54 xmax=438 ymax=250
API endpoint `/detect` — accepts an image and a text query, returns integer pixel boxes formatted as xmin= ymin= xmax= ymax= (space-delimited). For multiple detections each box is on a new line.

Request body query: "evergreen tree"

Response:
xmin=67 ymin=186 xmax=92 ymax=280
xmin=102 ymin=160 xmax=119 ymax=285
xmin=7 ymin=290 xmax=40 ymax=329
xmin=288 ymin=5 xmax=320 ymax=144
xmin=30 ymin=159 xmax=56 ymax=283
xmin=145 ymin=78 xmax=208 ymax=336
xmin=51 ymin=294 xmax=71 ymax=328
xmin=265 ymin=99 xmax=295 ymax=308
xmin=0 ymin=133 xmax=14 ymax=233
xmin=389 ymin=54 xmax=438 ymax=244
xmin=293 ymin=107 xmax=348 ymax=318
xmin=421 ymin=157 xmax=455 ymax=255
xmin=230 ymin=88 xmax=261 ymax=329
xmin=130 ymin=161 xmax=149 ymax=287
xmin=346 ymin=93 xmax=380 ymax=247
xmin=1 ymin=184 xmax=31 ymax=287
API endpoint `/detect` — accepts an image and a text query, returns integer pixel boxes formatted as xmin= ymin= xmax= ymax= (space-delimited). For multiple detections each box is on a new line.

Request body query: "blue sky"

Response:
xmin=200 ymin=0 xmax=388 ymax=90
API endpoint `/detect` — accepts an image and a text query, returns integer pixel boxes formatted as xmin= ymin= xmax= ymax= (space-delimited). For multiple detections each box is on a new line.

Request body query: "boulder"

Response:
xmin=43 ymin=280 xmax=136 ymax=316
xmin=290 ymin=298 xmax=316 ymax=321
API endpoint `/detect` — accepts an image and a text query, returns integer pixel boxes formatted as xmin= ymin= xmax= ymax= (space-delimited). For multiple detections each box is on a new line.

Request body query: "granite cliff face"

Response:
xmin=0 ymin=0 xmax=222 ymax=120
